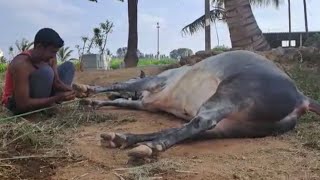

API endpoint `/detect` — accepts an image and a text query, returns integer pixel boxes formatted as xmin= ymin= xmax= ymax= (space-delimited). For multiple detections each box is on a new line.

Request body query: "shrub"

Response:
xmin=109 ymin=58 xmax=176 ymax=69
xmin=304 ymin=33 xmax=320 ymax=48
xmin=0 ymin=63 xmax=7 ymax=73
xmin=212 ymin=45 xmax=230 ymax=52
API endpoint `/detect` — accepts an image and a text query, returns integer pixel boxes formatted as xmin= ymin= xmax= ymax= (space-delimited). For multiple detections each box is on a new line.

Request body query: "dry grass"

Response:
xmin=113 ymin=158 xmax=187 ymax=180
xmin=0 ymin=102 xmax=118 ymax=179
xmin=286 ymin=61 xmax=320 ymax=151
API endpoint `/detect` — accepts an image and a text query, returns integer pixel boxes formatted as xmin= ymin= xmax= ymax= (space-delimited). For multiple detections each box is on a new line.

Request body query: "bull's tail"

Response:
xmin=308 ymin=98 xmax=320 ymax=116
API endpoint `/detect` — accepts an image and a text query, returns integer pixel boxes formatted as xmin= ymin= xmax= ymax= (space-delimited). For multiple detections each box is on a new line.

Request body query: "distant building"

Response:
xmin=81 ymin=53 xmax=111 ymax=71
xmin=263 ymin=31 xmax=320 ymax=48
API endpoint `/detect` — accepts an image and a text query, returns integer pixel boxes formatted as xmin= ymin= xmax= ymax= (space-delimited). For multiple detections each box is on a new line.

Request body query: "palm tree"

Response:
xmin=57 ymin=47 xmax=73 ymax=62
xmin=15 ymin=38 xmax=34 ymax=53
xmin=205 ymin=0 xmax=211 ymax=51
xmin=182 ymin=0 xmax=283 ymax=51
xmin=89 ymin=0 xmax=139 ymax=68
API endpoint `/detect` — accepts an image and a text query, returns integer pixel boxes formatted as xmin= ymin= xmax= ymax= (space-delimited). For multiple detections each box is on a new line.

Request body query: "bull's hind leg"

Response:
xmin=80 ymin=98 xmax=156 ymax=111
xmin=100 ymin=93 xmax=237 ymax=158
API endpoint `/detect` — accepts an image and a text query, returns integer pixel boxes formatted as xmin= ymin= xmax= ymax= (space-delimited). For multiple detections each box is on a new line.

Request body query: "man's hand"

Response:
xmin=55 ymin=91 xmax=76 ymax=104
xmin=54 ymin=81 xmax=73 ymax=92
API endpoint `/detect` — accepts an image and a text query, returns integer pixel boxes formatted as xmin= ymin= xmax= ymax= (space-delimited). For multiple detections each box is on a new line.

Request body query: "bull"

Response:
xmin=73 ymin=50 xmax=320 ymax=158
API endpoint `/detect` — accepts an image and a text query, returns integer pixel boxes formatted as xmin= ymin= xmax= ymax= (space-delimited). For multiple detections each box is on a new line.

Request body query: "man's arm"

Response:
xmin=11 ymin=57 xmax=60 ymax=112
xmin=51 ymin=58 xmax=72 ymax=92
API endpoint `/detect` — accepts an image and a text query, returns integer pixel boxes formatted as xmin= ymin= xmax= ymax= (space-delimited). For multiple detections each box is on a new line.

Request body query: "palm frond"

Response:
xmin=181 ymin=7 xmax=225 ymax=36
xmin=57 ymin=46 xmax=73 ymax=62
xmin=211 ymin=0 xmax=225 ymax=8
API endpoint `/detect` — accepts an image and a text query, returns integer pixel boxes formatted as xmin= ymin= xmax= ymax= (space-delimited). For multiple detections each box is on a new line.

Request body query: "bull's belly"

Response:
xmin=142 ymin=68 xmax=220 ymax=121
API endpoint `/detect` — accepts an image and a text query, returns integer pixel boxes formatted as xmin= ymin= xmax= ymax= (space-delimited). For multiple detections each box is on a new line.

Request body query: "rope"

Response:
xmin=0 ymin=88 xmax=110 ymax=123
xmin=0 ymin=99 xmax=81 ymax=123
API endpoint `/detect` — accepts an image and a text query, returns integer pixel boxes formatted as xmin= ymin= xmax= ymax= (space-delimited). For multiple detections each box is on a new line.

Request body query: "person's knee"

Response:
xmin=30 ymin=65 xmax=54 ymax=81
xmin=61 ymin=61 xmax=75 ymax=73
xmin=29 ymin=65 xmax=54 ymax=98
xmin=57 ymin=61 xmax=75 ymax=85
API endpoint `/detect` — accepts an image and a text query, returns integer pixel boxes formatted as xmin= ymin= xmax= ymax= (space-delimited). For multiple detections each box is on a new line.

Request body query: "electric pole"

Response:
xmin=157 ymin=22 xmax=160 ymax=60
xmin=288 ymin=0 xmax=292 ymax=47
xmin=303 ymin=0 xmax=309 ymax=37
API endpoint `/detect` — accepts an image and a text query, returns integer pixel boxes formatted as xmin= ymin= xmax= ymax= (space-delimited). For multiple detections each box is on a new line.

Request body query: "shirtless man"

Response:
xmin=1 ymin=28 xmax=76 ymax=115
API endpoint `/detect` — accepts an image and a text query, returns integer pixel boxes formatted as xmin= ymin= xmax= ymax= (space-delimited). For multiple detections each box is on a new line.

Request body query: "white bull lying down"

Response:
xmin=73 ymin=50 xmax=320 ymax=159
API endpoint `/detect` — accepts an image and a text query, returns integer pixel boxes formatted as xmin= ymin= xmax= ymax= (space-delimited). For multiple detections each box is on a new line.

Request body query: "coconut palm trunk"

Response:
xmin=224 ymin=0 xmax=270 ymax=51
xmin=205 ymin=0 xmax=211 ymax=51
xmin=124 ymin=0 xmax=139 ymax=67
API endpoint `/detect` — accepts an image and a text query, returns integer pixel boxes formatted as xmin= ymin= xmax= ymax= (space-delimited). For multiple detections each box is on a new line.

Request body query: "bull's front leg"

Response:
xmin=101 ymin=97 xmax=235 ymax=158
xmin=72 ymin=76 xmax=166 ymax=96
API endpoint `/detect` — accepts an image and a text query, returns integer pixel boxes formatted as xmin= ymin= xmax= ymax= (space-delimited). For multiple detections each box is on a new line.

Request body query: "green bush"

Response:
xmin=304 ymin=33 xmax=320 ymax=48
xmin=212 ymin=45 xmax=230 ymax=52
xmin=138 ymin=58 xmax=176 ymax=66
xmin=110 ymin=58 xmax=122 ymax=69
xmin=110 ymin=58 xmax=176 ymax=69
xmin=0 ymin=63 xmax=7 ymax=73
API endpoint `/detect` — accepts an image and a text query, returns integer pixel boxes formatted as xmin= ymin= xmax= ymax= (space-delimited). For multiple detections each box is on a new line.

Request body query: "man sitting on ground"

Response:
xmin=1 ymin=28 xmax=76 ymax=115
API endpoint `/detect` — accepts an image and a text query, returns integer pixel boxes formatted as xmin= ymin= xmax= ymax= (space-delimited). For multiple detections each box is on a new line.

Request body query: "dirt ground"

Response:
xmin=47 ymin=66 xmax=320 ymax=180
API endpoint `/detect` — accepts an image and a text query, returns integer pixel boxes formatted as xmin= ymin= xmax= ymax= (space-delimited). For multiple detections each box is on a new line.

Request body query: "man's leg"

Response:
xmin=6 ymin=65 xmax=54 ymax=114
xmin=29 ymin=65 xmax=55 ymax=98
xmin=57 ymin=61 xmax=75 ymax=86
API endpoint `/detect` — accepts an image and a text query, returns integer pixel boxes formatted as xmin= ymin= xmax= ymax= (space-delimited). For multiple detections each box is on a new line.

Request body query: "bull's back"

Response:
xmin=197 ymin=50 xmax=290 ymax=80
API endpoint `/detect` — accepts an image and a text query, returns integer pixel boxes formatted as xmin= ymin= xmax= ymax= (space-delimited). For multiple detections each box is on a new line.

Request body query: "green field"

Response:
xmin=110 ymin=58 xmax=177 ymax=69
xmin=0 ymin=58 xmax=177 ymax=73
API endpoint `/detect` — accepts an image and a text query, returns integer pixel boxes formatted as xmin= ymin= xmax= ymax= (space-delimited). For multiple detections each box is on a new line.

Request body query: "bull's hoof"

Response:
xmin=73 ymin=83 xmax=91 ymax=98
xmin=72 ymin=83 xmax=88 ymax=92
xmin=100 ymin=132 xmax=128 ymax=149
xmin=127 ymin=145 xmax=153 ymax=158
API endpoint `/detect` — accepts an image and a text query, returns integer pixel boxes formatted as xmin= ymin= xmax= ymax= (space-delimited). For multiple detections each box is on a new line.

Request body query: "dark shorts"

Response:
xmin=6 ymin=61 xmax=75 ymax=114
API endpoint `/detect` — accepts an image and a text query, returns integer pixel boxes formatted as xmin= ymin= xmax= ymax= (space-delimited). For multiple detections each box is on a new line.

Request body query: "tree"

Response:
xmin=204 ymin=0 xmax=211 ymax=51
xmin=0 ymin=56 xmax=6 ymax=63
xmin=116 ymin=47 xmax=143 ymax=58
xmin=182 ymin=0 xmax=283 ymax=51
xmin=89 ymin=0 xmax=139 ymax=68
xmin=57 ymin=46 xmax=73 ymax=62
xmin=116 ymin=47 xmax=127 ymax=58
xmin=170 ymin=48 xmax=194 ymax=59
xmin=8 ymin=46 xmax=14 ymax=59
xmin=93 ymin=20 xmax=114 ymax=54
xmin=75 ymin=36 xmax=89 ymax=71
xmin=15 ymin=38 xmax=34 ymax=53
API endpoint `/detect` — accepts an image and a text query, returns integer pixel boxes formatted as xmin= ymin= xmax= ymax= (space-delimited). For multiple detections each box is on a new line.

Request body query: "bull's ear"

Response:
xmin=140 ymin=70 xmax=146 ymax=78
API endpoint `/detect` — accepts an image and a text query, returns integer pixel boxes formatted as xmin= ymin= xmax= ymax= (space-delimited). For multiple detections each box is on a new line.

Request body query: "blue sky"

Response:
xmin=0 ymin=0 xmax=319 ymax=59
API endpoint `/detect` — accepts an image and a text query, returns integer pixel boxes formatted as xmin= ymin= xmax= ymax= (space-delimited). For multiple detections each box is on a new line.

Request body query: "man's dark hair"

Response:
xmin=34 ymin=28 xmax=64 ymax=48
